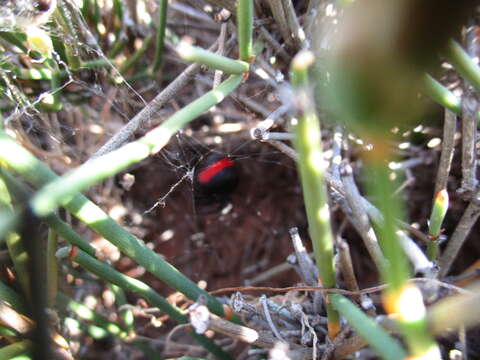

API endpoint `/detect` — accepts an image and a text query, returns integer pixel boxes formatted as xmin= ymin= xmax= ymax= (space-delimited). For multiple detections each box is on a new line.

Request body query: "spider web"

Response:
xmin=0 ymin=0 xmax=297 ymax=241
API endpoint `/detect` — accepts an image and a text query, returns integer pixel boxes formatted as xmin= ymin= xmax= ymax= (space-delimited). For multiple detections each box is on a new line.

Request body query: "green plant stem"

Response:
xmin=112 ymin=0 xmax=123 ymax=21
xmin=330 ymin=294 xmax=407 ymax=360
xmin=109 ymin=284 xmax=134 ymax=333
xmin=152 ymin=0 xmax=168 ymax=73
xmin=64 ymin=317 xmax=110 ymax=339
xmin=27 ymin=74 xmax=242 ymax=217
xmin=0 ymin=280 xmax=27 ymax=315
xmin=5 ymin=232 xmax=30 ymax=300
xmin=0 ymin=176 xmax=30 ymax=299
xmin=177 ymin=43 xmax=249 ymax=74
xmin=0 ymin=75 xmax=241 ymax=321
xmin=54 ymin=5 xmax=81 ymax=70
xmin=427 ymin=239 xmax=439 ymax=262
xmin=0 ymin=131 xmax=231 ymax=319
xmin=12 ymin=59 xmax=112 ymax=81
xmin=57 ymin=293 xmax=128 ymax=338
xmin=367 ymin=164 xmax=439 ymax=357
xmin=427 ymin=189 xmax=449 ymax=261
xmin=422 ymin=74 xmax=461 ymax=114
xmin=237 ymin=0 xmax=253 ymax=61
xmin=291 ymin=51 xmax=339 ymax=337
xmin=0 ymin=168 xmax=97 ymax=257
xmin=446 ymin=39 xmax=480 ymax=93
xmin=43 ymin=62 xmax=63 ymax=112
xmin=366 ymin=164 xmax=410 ymax=290
xmin=108 ymin=36 xmax=127 ymax=58
xmin=0 ymin=210 xmax=19 ymax=245
xmin=0 ymin=340 xmax=32 ymax=359
xmin=0 ymin=32 xmax=27 ymax=52
xmin=0 ymin=324 xmax=19 ymax=337
xmin=57 ymin=247 xmax=232 ymax=360
xmin=120 ymin=35 xmax=153 ymax=74
xmin=46 ymin=229 xmax=58 ymax=308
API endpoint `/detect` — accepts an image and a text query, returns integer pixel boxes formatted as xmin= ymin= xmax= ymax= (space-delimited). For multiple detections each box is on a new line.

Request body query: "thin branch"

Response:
xmin=260 ymin=295 xmax=286 ymax=342
xmin=89 ymin=41 xmax=219 ymax=159
xmin=459 ymin=89 xmax=478 ymax=195
xmin=397 ymin=232 xmax=435 ymax=277
xmin=213 ymin=23 xmax=228 ymax=88
xmin=434 ymin=108 xmax=457 ymax=198
xmin=203 ymin=0 xmax=237 ymax=15
xmin=438 ymin=189 xmax=480 ymax=278
xmin=265 ymin=0 xmax=292 ymax=48
xmin=340 ymin=163 xmax=386 ymax=270
xmin=258 ymin=26 xmax=291 ymax=61
xmin=289 ymin=227 xmax=318 ymax=286
xmin=280 ymin=0 xmax=307 ymax=49
xmin=337 ymin=238 xmax=360 ymax=302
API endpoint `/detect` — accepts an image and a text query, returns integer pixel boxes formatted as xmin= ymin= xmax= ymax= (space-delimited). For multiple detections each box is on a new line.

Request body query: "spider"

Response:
xmin=193 ymin=152 xmax=239 ymax=213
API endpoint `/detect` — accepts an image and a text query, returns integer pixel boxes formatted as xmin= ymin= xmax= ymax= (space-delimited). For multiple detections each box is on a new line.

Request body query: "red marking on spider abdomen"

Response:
xmin=198 ymin=158 xmax=234 ymax=184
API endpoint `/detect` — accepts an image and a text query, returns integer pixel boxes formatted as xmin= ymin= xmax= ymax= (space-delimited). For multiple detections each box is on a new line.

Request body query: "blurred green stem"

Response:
xmin=366 ymin=163 xmax=410 ymax=290
xmin=120 ymin=35 xmax=153 ymax=74
xmin=0 ymin=280 xmax=27 ymax=315
xmin=446 ymin=39 xmax=480 ymax=93
xmin=366 ymin=153 xmax=439 ymax=357
xmin=0 ymin=340 xmax=32 ymax=359
xmin=0 ymin=168 xmax=97 ymax=257
xmin=422 ymin=74 xmax=461 ymax=114
xmin=109 ymin=284 xmax=135 ymax=333
xmin=152 ymin=0 xmax=168 ymax=73
xmin=46 ymin=229 xmax=58 ymax=308
xmin=330 ymin=294 xmax=407 ymax=359
xmin=177 ymin=42 xmax=249 ymax=74
xmin=57 ymin=293 xmax=128 ymax=338
xmin=0 ymin=176 xmax=30 ymax=299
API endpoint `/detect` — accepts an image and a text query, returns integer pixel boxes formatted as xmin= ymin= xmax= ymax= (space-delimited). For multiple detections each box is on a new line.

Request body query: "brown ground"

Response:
xmin=3 ymin=1 xmax=480 ymax=358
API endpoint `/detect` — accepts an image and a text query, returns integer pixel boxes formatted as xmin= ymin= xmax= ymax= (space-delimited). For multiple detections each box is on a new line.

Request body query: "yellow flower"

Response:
xmin=26 ymin=26 xmax=53 ymax=59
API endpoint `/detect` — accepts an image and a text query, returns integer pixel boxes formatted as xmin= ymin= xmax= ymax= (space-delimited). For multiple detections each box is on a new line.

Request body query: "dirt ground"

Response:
xmin=3 ymin=1 xmax=480 ymax=358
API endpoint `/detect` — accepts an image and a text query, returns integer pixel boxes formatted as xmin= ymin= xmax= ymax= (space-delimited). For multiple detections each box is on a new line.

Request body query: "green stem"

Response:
xmin=445 ymin=39 xmax=480 ymax=93
xmin=0 ymin=176 xmax=30 ymax=299
xmin=0 ymin=32 xmax=27 ymax=52
xmin=177 ymin=42 xmax=249 ymax=74
xmin=27 ymin=74 xmax=243 ymax=217
xmin=54 ymin=5 xmax=81 ymax=70
xmin=0 ymin=280 xmax=28 ymax=315
xmin=0 ymin=75 xmax=242 ymax=321
xmin=0 ymin=340 xmax=32 ymax=359
xmin=57 ymin=247 xmax=232 ymax=360
xmin=109 ymin=284 xmax=135 ymax=333
xmin=0 ymin=76 xmax=241 ymax=316
xmin=237 ymin=0 xmax=253 ymax=61
xmin=427 ymin=241 xmax=439 ymax=262
xmin=330 ymin=294 xmax=407 ymax=360
xmin=367 ymin=164 xmax=410 ymax=290
xmin=422 ymin=74 xmax=461 ymax=114
xmin=290 ymin=51 xmax=339 ymax=337
xmin=152 ymin=0 xmax=168 ymax=73
xmin=57 ymin=293 xmax=128 ymax=338
xmin=46 ymin=229 xmax=58 ymax=308
xmin=120 ymin=35 xmax=153 ymax=74
xmin=367 ymin=164 xmax=439 ymax=357
xmin=0 ymin=168 xmax=97 ymax=257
